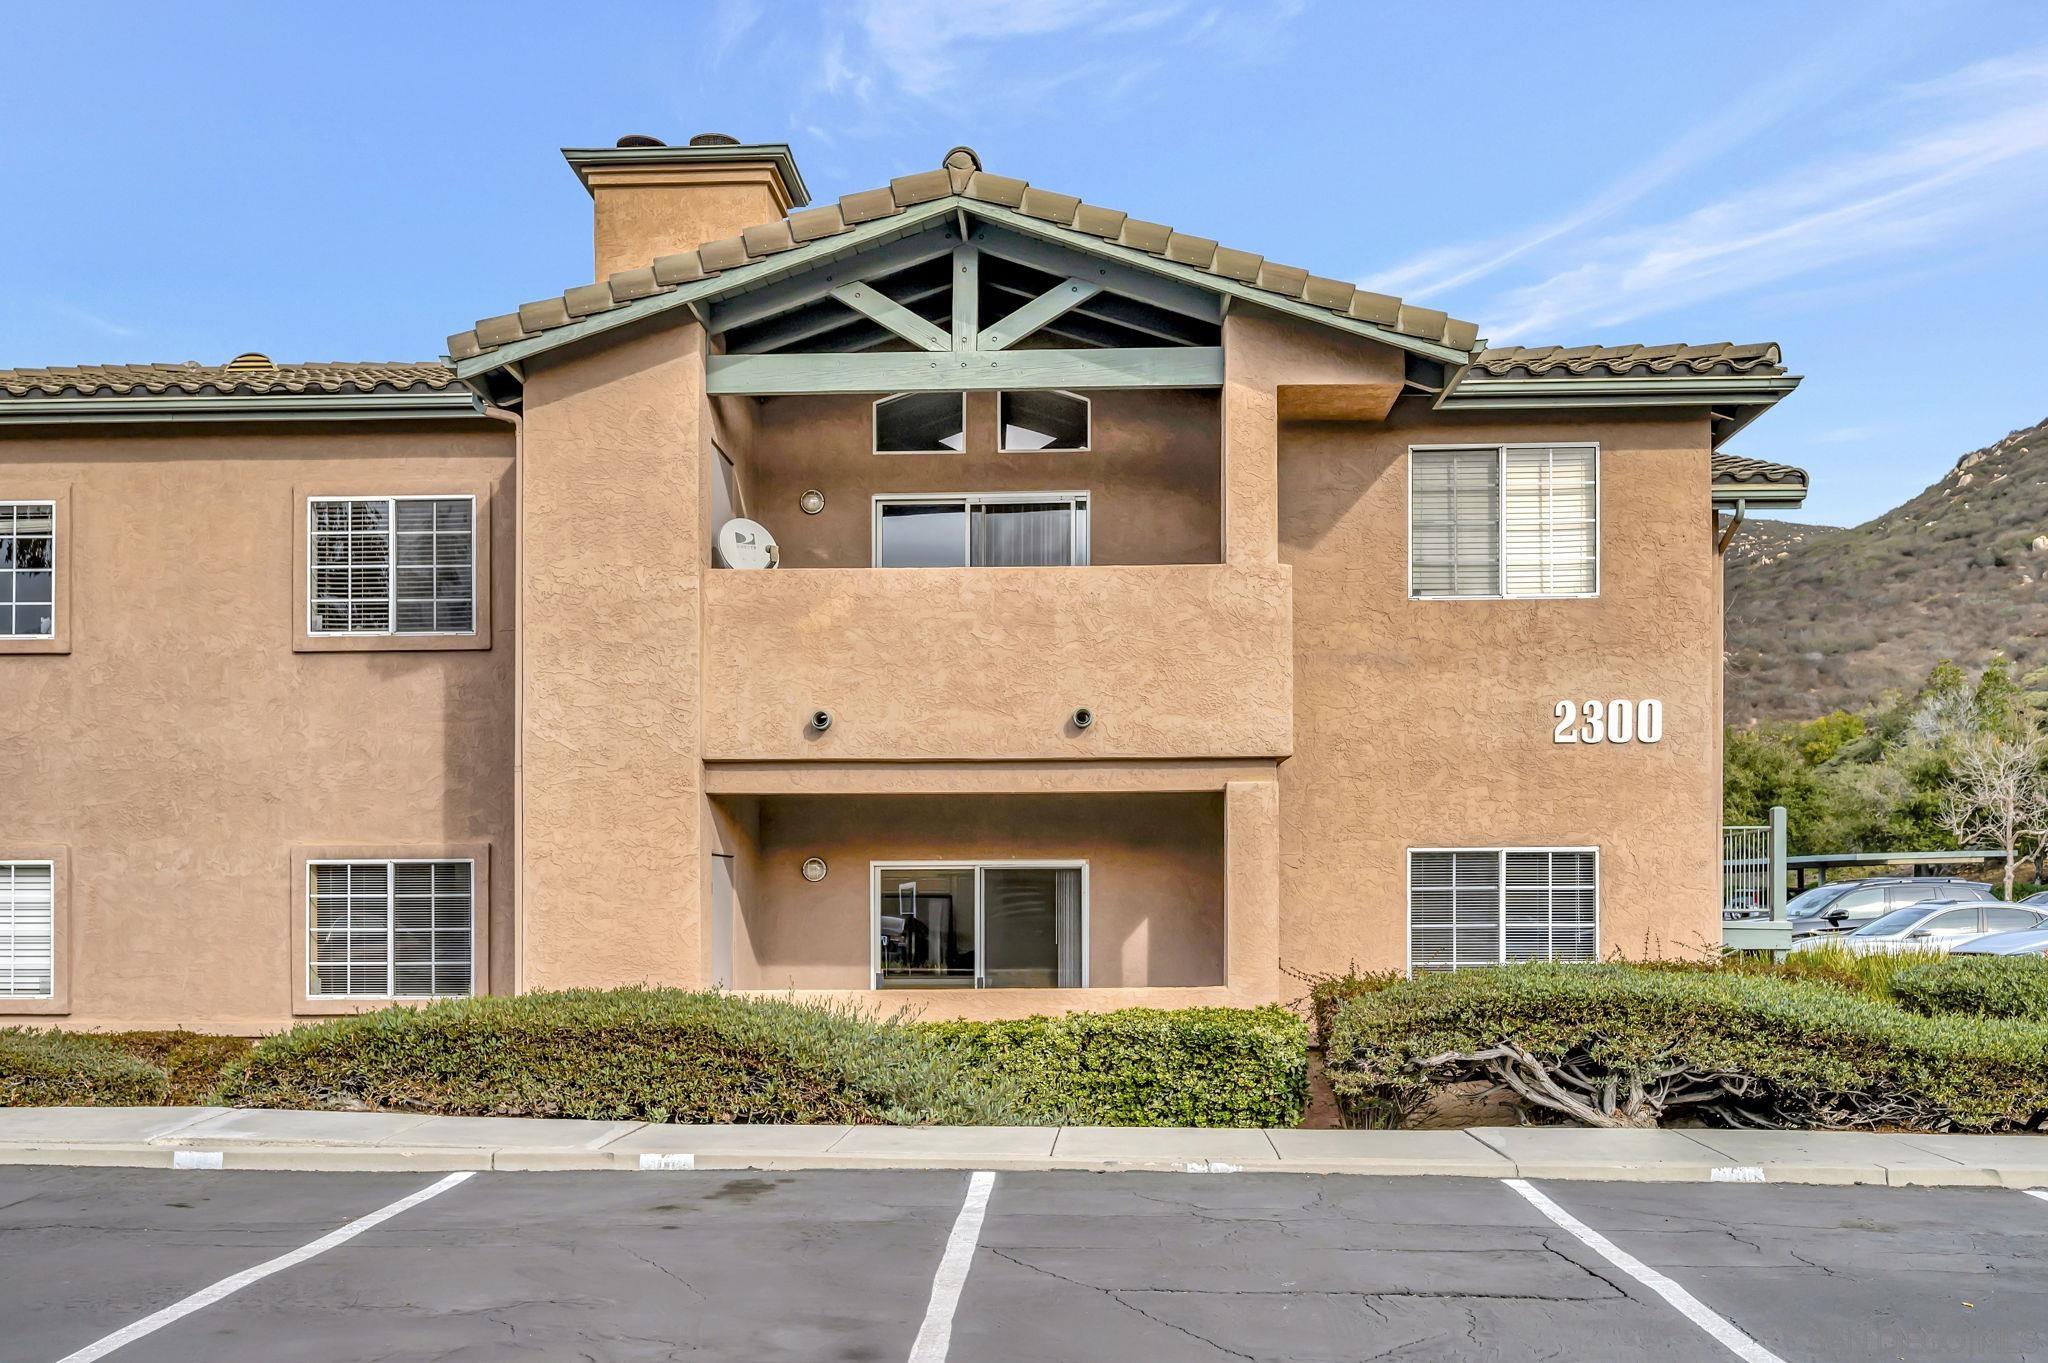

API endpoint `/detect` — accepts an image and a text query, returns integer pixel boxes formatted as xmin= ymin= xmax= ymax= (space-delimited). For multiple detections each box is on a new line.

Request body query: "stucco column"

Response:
xmin=517 ymin=323 xmax=707 ymax=990
xmin=1220 ymin=312 xmax=1282 ymax=567
xmin=1223 ymin=778 xmax=1282 ymax=1003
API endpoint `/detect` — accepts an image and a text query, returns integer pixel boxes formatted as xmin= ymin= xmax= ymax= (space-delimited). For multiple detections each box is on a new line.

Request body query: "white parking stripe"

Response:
xmin=50 ymin=1171 xmax=475 ymax=1363
xmin=1505 ymin=1179 xmax=1788 ymax=1363
xmin=2027 ymin=1190 xmax=2048 ymax=1205
xmin=907 ymin=1170 xmax=995 ymax=1363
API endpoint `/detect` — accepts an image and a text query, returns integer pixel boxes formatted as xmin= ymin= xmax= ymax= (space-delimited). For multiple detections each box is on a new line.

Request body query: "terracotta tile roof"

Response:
xmin=449 ymin=149 xmax=1484 ymax=364
xmin=1711 ymin=452 xmax=1807 ymax=487
xmin=0 ymin=360 xmax=458 ymax=400
xmin=1470 ymin=342 xmax=1784 ymax=379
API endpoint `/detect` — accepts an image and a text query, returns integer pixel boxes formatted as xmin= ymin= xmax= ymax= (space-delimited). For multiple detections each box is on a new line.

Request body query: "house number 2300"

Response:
xmin=1553 ymin=699 xmax=1663 ymax=745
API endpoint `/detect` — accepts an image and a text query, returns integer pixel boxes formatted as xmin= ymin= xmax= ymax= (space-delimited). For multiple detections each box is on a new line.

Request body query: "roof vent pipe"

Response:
xmin=615 ymin=134 xmax=665 ymax=147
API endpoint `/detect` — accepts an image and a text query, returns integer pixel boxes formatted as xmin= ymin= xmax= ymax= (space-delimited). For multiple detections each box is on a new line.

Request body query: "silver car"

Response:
xmin=1780 ymin=878 xmax=1997 ymax=942
xmin=1803 ymin=900 xmax=2048 ymax=955
xmin=1950 ymin=927 xmax=2048 ymax=956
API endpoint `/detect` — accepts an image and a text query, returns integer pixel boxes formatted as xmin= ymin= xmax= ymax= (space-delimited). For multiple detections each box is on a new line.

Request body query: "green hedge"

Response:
xmin=1306 ymin=972 xmax=1401 ymax=1047
xmin=921 ymin=1006 xmax=1307 ymax=1128
xmin=1324 ymin=963 xmax=2048 ymax=1132
xmin=218 ymin=989 xmax=1044 ymax=1125
xmin=1 ymin=1029 xmax=170 ymax=1107
xmin=101 ymin=1032 xmax=254 ymax=1105
xmin=1890 ymin=956 xmax=2048 ymax=1022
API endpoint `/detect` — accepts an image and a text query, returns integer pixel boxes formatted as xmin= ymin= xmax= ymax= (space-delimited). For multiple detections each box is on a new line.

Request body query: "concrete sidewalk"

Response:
xmin=0 ymin=1106 xmax=2043 ymax=1185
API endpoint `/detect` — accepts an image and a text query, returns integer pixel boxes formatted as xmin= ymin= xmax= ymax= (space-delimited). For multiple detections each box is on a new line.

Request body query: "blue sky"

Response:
xmin=4 ymin=1 xmax=2046 ymax=526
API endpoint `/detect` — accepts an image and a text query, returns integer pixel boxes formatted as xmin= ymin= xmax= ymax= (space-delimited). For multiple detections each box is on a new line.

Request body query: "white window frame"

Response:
xmin=871 ymin=491 xmax=1091 ymax=567
xmin=306 ymin=494 xmax=477 ymax=637
xmin=872 ymin=391 xmax=968 ymax=455
xmin=997 ymin=389 xmax=1092 ymax=453
xmin=1406 ymin=444 xmax=1600 ymax=600
xmin=306 ymin=857 xmax=477 ymax=1000
xmin=0 ymin=499 xmax=57 ymax=640
xmin=0 ymin=859 xmax=56 ymax=999
xmin=869 ymin=858 xmax=1090 ymax=989
xmin=1405 ymin=846 xmax=1600 ymax=974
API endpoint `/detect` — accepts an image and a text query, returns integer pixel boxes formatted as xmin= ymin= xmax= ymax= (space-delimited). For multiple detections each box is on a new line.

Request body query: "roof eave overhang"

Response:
xmin=1712 ymin=483 xmax=1807 ymax=510
xmin=450 ymin=196 xmax=1476 ymax=383
xmin=0 ymin=390 xmax=483 ymax=425
xmin=1440 ymin=373 xmax=1802 ymax=407
xmin=1442 ymin=372 xmax=1801 ymax=450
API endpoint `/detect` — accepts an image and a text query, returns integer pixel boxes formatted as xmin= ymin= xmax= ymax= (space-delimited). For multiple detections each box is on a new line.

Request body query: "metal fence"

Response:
xmin=1723 ymin=824 xmax=1771 ymax=914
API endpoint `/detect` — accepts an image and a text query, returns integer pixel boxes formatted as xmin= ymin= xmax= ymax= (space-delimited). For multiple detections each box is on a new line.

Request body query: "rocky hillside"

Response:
xmin=1724 ymin=416 xmax=2048 ymax=725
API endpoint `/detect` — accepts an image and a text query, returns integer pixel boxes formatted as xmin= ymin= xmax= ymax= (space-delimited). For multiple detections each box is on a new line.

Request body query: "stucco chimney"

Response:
xmin=565 ymin=133 xmax=810 ymax=281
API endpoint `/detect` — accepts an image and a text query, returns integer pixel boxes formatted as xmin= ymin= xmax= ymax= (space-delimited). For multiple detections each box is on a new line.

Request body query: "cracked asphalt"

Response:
xmin=2 ymin=1167 xmax=2045 ymax=1362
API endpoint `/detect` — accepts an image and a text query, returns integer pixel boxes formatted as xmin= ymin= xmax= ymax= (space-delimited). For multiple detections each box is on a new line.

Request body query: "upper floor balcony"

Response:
xmin=702 ymin=383 xmax=1291 ymax=761
xmin=701 ymin=558 xmax=1291 ymax=761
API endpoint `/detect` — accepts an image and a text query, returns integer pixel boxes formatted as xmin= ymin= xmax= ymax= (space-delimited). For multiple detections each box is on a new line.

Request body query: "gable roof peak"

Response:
xmin=449 ymin=155 xmax=1485 ymax=369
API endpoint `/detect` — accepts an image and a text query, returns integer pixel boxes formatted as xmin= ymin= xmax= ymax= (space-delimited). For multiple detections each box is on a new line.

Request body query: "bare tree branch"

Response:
xmin=1939 ymin=733 xmax=2048 ymax=899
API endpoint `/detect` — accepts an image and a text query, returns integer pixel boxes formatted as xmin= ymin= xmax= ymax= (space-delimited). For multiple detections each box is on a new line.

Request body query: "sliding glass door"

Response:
xmin=874 ymin=494 xmax=1090 ymax=568
xmin=873 ymin=861 xmax=1086 ymax=989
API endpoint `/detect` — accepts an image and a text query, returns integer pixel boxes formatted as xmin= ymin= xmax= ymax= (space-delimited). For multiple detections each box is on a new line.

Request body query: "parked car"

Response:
xmin=1950 ymin=928 xmax=2048 ymax=956
xmin=1723 ymin=888 xmax=1764 ymax=916
xmin=1760 ymin=877 xmax=1998 ymax=940
xmin=1797 ymin=900 xmax=2048 ymax=955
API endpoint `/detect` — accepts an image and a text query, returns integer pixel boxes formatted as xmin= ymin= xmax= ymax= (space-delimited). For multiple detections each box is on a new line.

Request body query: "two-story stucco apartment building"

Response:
xmin=0 ymin=136 xmax=1809 ymax=1031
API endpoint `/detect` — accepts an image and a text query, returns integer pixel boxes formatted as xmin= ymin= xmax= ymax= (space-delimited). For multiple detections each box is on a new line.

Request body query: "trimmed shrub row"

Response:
xmin=1 ymin=1029 xmax=170 ymax=1107
xmin=1323 ymin=963 xmax=2048 ymax=1132
xmin=1890 ymin=955 xmax=2048 ymax=1022
xmin=4 ymin=999 xmax=1311 ymax=1128
xmin=921 ymin=1006 xmax=1308 ymax=1128
xmin=217 ymin=990 xmax=1042 ymax=1125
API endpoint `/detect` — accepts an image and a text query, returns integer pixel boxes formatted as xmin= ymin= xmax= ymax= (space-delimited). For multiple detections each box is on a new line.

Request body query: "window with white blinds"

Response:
xmin=309 ymin=496 xmax=474 ymax=635
xmin=0 ymin=862 xmax=55 ymax=999
xmin=1409 ymin=848 xmax=1597 ymax=971
xmin=1410 ymin=446 xmax=1598 ymax=598
xmin=309 ymin=859 xmax=474 ymax=998
xmin=1 ymin=501 xmax=57 ymax=638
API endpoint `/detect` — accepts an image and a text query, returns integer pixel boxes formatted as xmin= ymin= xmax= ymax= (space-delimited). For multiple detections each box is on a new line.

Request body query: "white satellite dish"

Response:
xmin=716 ymin=517 xmax=779 ymax=569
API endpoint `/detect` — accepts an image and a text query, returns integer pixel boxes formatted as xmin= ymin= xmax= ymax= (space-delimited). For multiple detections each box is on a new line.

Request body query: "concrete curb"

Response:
xmin=0 ymin=1110 xmax=2042 ymax=1187
xmin=5 ymin=1144 xmax=2044 ymax=1185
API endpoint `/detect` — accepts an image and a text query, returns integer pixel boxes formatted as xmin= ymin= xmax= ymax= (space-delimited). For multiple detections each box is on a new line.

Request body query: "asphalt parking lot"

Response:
xmin=2 ymin=1167 xmax=2045 ymax=1362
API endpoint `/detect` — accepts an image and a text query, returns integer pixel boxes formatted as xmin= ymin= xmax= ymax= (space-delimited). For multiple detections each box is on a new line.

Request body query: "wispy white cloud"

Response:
xmin=46 ymin=302 xmax=138 ymax=340
xmin=1482 ymin=51 xmax=2048 ymax=340
xmin=798 ymin=0 xmax=1296 ymax=118
xmin=1359 ymin=6 xmax=1926 ymax=301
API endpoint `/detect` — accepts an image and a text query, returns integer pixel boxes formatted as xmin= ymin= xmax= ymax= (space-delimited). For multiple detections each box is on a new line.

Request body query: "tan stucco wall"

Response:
xmin=519 ymin=325 xmax=708 ymax=991
xmin=726 ymin=792 xmax=1226 ymax=991
xmin=700 ymin=562 xmax=1292 ymax=761
xmin=0 ymin=422 xmax=515 ymax=1030
xmin=730 ymin=389 xmax=1222 ymax=568
xmin=1277 ymin=403 xmax=1725 ymax=976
